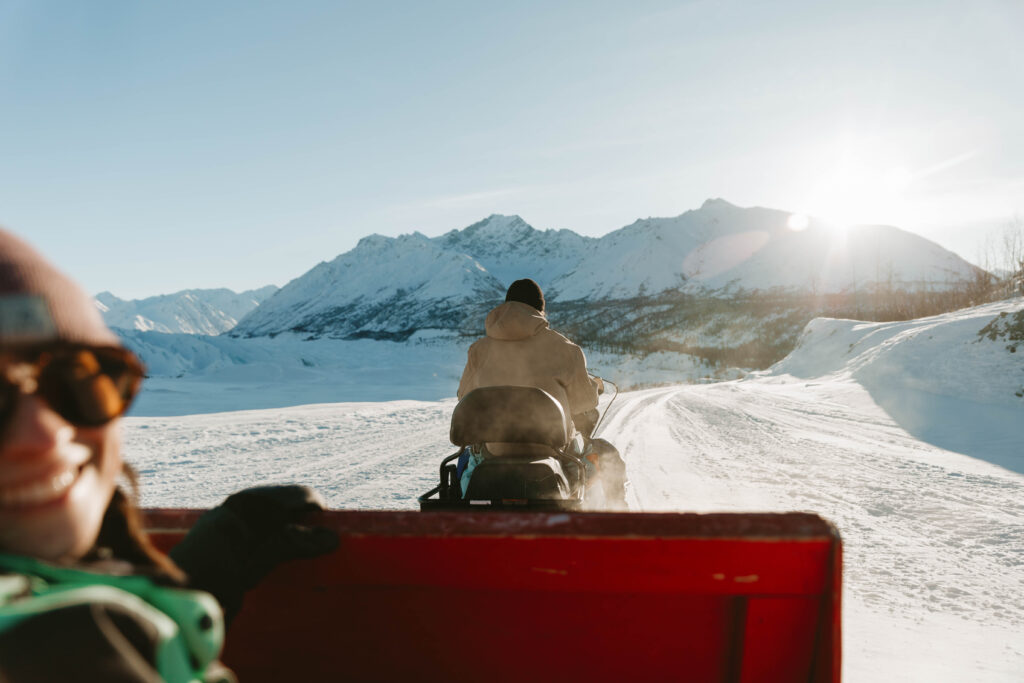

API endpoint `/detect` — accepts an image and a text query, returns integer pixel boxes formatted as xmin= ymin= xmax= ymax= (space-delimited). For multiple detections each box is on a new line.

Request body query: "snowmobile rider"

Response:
xmin=457 ymin=278 xmax=626 ymax=505
xmin=0 ymin=228 xmax=337 ymax=682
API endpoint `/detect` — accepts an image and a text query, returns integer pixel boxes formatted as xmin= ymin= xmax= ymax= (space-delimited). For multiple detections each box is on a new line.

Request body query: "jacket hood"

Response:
xmin=484 ymin=301 xmax=548 ymax=341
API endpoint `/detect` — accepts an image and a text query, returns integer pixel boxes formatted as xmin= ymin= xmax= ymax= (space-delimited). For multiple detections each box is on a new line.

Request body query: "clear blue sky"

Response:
xmin=2 ymin=0 xmax=1021 ymax=298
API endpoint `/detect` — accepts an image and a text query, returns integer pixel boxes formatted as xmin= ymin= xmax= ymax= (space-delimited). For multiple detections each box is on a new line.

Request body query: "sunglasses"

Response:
xmin=0 ymin=345 xmax=145 ymax=429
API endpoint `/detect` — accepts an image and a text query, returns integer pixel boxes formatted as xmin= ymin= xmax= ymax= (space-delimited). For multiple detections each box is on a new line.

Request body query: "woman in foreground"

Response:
xmin=0 ymin=229 xmax=335 ymax=682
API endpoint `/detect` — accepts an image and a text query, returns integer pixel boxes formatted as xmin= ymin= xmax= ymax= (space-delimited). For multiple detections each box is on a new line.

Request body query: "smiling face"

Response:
xmin=0 ymin=230 xmax=132 ymax=562
xmin=0 ymin=374 xmax=122 ymax=562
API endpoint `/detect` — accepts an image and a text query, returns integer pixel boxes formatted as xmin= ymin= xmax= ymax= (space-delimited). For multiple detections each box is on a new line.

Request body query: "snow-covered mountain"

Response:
xmin=232 ymin=232 xmax=504 ymax=340
xmin=96 ymin=286 xmax=278 ymax=335
xmin=551 ymin=199 xmax=980 ymax=300
xmin=231 ymin=200 xmax=983 ymax=344
xmin=233 ymin=215 xmax=592 ymax=340
xmin=435 ymin=214 xmax=594 ymax=287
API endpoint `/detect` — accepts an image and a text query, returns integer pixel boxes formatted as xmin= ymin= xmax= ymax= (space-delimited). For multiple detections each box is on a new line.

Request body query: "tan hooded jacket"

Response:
xmin=457 ymin=302 xmax=600 ymax=447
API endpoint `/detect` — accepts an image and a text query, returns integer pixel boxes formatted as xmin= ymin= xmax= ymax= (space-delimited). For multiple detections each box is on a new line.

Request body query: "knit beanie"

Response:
xmin=505 ymin=278 xmax=545 ymax=313
xmin=0 ymin=228 xmax=118 ymax=346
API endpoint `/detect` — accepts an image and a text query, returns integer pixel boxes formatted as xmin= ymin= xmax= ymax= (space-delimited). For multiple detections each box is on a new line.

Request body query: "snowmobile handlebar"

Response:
xmin=587 ymin=373 xmax=618 ymax=436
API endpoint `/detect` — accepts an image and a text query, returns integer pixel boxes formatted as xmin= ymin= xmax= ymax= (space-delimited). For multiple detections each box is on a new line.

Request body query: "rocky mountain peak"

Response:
xmin=700 ymin=197 xmax=737 ymax=210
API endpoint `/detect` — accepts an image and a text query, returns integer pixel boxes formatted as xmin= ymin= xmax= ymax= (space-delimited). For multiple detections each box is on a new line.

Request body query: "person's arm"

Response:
xmin=564 ymin=344 xmax=599 ymax=416
xmin=457 ymin=344 xmax=478 ymax=400
xmin=572 ymin=407 xmax=600 ymax=437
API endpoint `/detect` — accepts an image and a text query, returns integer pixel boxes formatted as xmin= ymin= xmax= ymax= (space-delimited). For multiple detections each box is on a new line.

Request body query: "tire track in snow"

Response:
xmin=596 ymin=386 xmax=687 ymax=510
xmin=601 ymin=381 xmax=1024 ymax=633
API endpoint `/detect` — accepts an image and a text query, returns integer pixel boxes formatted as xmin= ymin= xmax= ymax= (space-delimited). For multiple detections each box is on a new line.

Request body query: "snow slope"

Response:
xmin=122 ymin=297 xmax=1024 ymax=681
xmin=96 ymin=286 xmax=278 ymax=335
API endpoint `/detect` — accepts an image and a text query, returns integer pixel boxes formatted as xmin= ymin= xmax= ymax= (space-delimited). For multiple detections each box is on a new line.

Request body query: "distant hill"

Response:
xmin=96 ymin=285 xmax=278 ymax=335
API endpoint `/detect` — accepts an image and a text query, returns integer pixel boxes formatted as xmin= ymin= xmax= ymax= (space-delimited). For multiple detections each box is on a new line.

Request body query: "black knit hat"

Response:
xmin=505 ymin=278 xmax=545 ymax=313
xmin=0 ymin=228 xmax=118 ymax=347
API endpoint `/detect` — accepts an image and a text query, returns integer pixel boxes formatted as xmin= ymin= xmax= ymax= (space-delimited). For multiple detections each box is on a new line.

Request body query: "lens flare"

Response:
xmin=787 ymin=214 xmax=810 ymax=231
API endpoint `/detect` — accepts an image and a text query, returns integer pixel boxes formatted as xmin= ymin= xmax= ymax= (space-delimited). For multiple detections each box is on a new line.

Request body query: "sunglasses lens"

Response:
xmin=38 ymin=347 xmax=143 ymax=426
xmin=0 ymin=382 xmax=17 ymax=425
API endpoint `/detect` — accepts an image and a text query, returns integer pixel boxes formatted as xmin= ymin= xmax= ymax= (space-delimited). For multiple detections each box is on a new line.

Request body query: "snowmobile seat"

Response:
xmin=450 ymin=385 xmax=570 ymax=450
xmin=421 ymin=387 xmax=586 ymax=509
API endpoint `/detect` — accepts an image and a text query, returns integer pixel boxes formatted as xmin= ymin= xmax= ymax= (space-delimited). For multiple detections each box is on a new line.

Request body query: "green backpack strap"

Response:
xmin=0 ymin=553 xmax=229 ymax=683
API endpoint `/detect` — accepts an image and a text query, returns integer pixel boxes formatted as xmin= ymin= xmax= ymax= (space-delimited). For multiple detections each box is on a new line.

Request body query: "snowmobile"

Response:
xmin=418 ymin=382 xmax=622 ymax=510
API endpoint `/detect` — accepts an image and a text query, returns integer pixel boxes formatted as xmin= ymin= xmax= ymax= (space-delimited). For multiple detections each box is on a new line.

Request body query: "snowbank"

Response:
xmin=757 ymin=297 xmax=1024 ymax=473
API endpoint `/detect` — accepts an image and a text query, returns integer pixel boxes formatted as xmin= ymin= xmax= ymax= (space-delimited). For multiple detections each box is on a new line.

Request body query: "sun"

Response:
xmin=796 ymin=134 xmax=923 ymax=230
xmin=883 ymin=166 xmax=912 ymax=192
xmin=787 ymin=213 xmax=810 ymax=231
xmin=805 ymin=161 xmax=915 ymax=229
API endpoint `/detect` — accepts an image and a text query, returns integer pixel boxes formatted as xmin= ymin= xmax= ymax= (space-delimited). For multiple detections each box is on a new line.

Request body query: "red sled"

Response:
xmin=145 ymin=509 xmax=842 ymax=683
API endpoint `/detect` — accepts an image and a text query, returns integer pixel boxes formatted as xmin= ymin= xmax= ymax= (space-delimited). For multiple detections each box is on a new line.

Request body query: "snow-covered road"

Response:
xmin=602 ymin=380 xmax=1023 ymax=682
xmin=124 ymin=376 xmax=1024 ymax=682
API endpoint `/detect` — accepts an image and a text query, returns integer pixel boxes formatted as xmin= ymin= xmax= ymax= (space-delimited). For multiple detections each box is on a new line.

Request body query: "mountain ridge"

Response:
xmin=233 ymin=231 xmax=504 ymax=340
xmin=96 ymin=285 xmax=278 ymax=335
xmin=231 ymin=199 xmax=983 ymax=341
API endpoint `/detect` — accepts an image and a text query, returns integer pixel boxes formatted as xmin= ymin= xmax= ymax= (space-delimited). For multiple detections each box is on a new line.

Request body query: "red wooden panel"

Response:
xmin=819 ymin=539 xmax=843 ymax=683
xmin=227 ymin=587 xmax=735 ymax=683
xmin=741 ymin=598 xmax=821 ymax=683
xmin=144 ymin=509 xmax=842 ymax=682
xmin=144 ymin=509 xmax=838 ymax=541
xmin=281 ymin=535 xmax=830 ymax=595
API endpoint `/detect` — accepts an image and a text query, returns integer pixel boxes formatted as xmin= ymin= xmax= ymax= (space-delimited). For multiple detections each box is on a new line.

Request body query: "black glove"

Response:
xmin=170 ymin=485 xmax=338 ymax=624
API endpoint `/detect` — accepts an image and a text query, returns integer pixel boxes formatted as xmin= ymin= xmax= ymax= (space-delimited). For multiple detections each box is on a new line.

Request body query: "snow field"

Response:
xmin=124 ymin=378 xmax=1024 ymax=682
xmin=125 ymin=400 xmax=455 ymax=510
xmin=122 ymin=297 xmax=1024 ymax=681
